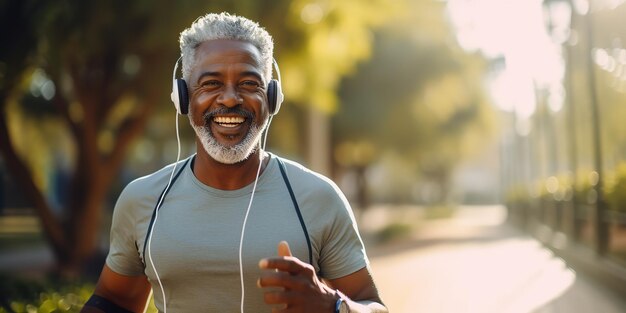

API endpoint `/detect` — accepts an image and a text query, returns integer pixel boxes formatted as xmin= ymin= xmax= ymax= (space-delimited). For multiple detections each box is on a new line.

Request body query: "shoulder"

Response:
xmin=274 ymin=156 xmax=348 ymax=208
xmin=275 ymin=157 xmax=340 ymax=193
xmin=117 ymin=157 xmax=192 ymax=207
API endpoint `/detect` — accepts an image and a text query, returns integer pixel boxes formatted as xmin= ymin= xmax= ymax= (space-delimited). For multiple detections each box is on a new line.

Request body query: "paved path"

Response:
xmin=363 ymin=205 xmax=626 ymax=313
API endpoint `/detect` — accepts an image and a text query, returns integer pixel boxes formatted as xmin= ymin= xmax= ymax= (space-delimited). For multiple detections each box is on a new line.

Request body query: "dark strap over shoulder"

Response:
xmin=141 ymin=157 xmax=192 ymax=268
xmin=276 ymin=157 xmax=313 ymax=265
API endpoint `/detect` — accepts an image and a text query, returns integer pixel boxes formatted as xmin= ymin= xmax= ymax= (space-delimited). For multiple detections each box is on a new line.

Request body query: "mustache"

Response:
xmin=203 ymin=107 xmax=254 ymax=122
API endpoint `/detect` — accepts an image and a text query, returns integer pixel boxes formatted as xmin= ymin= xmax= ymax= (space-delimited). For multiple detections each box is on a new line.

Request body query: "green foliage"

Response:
xmin=574 ymin=169 xmax=599 ymax=205
xmin=0 ymin=276 xmax=93 ymax=313
xmin=334 ymin=0 xmax=495 ymax=203
xmin=505 ymin=185 xmax=530 ymax=206
xmin=6 ymin=292 xmax=84 ymax=313
xmin=535 ymin=175 xmax=574 ymax=202
xmin=606 ymin=163 xmax=626 ymax=213
xmin=0 ymin=275 xmax=159 ymax=313
xmin=278 ymin=0 xmax=397 ymax=113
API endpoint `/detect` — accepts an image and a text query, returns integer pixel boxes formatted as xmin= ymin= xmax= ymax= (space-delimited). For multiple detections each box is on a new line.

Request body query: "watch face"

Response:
xmin=339 ymin=300 xmax=349 ymax=313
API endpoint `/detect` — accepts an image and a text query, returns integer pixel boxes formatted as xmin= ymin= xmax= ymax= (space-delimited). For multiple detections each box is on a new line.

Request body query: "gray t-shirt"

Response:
xmin=106 ymin=154 xmax=368 ymax=312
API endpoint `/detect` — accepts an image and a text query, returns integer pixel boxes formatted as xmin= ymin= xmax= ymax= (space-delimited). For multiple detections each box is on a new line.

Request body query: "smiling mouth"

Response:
xmin=213 ymin=116 xmax=246 ymax=128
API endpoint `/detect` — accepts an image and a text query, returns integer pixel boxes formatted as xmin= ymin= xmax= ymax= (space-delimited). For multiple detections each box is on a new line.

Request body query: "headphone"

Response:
xmin=170 ymin=57 xmax=284 ymax=115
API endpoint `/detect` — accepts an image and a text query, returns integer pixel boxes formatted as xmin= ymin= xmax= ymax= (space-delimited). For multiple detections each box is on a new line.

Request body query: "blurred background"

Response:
xmin=1 ymin=0 xmax=626 ymax=312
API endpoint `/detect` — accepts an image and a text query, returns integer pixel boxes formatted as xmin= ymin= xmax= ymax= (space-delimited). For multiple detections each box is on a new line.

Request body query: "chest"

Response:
xmin=141 ymin=190 xmax=312 ymax=284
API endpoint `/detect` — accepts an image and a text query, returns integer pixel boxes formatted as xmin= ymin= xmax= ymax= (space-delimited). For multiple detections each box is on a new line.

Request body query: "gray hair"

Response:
xmin=179 ymin=12 xmax=274 ymax=83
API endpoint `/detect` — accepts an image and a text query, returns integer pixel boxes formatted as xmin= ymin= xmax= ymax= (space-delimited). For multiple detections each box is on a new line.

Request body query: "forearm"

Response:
xmin=347 ymin=300 xmax=389 ymax=313
xmin=325 ymin=267 xmax=388 ymax=313
xmin=345 ymin=299 xmax=388 ymax=313
xmin=334 ymin=288 xmax=388 ymax=313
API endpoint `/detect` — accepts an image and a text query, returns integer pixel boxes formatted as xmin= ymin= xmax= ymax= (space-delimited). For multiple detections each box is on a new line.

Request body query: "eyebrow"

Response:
xmin=195 ymin=71 xmax=221 ymax=84
xmin=195 ymin=70 xmax=264 ymax=84
xmin=241 ymin=71 xmax=264 ymax=83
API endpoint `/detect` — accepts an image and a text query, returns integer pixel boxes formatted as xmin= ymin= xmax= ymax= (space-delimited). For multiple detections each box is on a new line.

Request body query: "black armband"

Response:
xmin=84 ymin=294 xmax=134 ymax=313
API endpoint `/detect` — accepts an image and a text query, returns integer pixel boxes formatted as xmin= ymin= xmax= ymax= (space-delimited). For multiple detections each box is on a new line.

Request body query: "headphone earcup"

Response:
xmin=170 ymin=79 xmax=189 ymax=115
xmin=267 ymin=79 xmax=284 ymax=115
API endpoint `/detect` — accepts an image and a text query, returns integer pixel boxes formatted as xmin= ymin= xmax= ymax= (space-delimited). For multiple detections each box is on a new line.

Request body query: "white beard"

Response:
xmin=189 ymin=110 xmax=268 ymax=165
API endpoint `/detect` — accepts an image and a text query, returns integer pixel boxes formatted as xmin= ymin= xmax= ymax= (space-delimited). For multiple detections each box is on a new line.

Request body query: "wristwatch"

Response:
xmin=334 ymin=290 xmax=349 ymax=313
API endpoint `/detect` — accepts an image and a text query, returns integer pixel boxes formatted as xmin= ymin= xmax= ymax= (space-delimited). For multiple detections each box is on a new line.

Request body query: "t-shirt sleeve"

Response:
xmin=317 ymin=181 xmax=369 ymax=280
xmin=105 ymin=182 xmax=145 ymax=276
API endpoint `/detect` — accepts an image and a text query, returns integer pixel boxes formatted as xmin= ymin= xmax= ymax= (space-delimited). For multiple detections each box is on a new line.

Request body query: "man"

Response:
xmin=82 ymin=12 xmax=387 ymax=313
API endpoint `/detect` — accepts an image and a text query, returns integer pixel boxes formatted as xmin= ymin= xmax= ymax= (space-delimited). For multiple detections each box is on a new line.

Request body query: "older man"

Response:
xmin=82 ymin=12 xmax=386 ymax=313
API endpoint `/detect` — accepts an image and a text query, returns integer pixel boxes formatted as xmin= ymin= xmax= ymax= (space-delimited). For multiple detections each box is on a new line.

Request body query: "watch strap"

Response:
xmin=334 ymin=297 xmax=343 ymax=313
xmin=334 ymin=290 xmax=348 ymax=313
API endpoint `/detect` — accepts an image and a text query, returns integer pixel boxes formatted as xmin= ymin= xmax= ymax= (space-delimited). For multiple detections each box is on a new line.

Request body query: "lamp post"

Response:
xmin=561 ymin=2 xmax=581 ymax=242
xmin=543 ymin=0 xmax=608 ymax=254
xmin=542 ymin=0 xmax=577 ymax=238
xmin=582 ymin=3 xmax=609 ymax=256
xmin=542 ymin=0 xmax=571 ymax=232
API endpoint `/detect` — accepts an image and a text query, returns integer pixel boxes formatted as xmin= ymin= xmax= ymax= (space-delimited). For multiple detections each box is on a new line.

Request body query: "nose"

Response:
xmin=217 ymin=84 xmax=242 ymax=108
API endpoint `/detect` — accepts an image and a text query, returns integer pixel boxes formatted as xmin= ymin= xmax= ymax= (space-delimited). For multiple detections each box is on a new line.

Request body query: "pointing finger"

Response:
xmin=278 ymin=241 xmax=292 ymax=257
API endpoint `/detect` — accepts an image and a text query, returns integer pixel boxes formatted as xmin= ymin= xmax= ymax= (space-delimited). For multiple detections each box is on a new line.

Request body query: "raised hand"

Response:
xmin=258 ymin=241 xmax=338 ymax=312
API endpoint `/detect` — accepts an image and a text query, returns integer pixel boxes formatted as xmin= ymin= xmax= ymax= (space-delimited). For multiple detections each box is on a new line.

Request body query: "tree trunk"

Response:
xmin=1 ymin=98 xmax=154 ymax=278
xmin=0 ymin=107 xmax=67 ymax=257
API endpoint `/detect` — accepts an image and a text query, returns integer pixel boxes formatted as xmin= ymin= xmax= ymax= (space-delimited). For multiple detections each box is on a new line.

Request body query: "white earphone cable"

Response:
xmin=239 ymin=114 xmax=274 ymax=313
xmin=147 ymin=113 xmax=182 ymax=313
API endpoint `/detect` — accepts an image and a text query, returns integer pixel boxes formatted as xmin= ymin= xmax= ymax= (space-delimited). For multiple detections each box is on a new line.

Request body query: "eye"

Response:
xmin=241 ymin=80 xmax=260 ymax=87
xmin=239 ymin=80 xmax=262 ymax=92
xmin=200 ymin=80 xmax=222 ymax=87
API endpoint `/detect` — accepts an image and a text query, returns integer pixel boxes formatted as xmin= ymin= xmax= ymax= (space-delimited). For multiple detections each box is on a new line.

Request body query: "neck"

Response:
xmin=192 ymin=143 xmax=269 ymax=190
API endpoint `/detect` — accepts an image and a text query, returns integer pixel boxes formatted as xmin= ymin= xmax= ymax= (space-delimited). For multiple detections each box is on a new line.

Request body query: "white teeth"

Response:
xmin=214 ymin=116 xmax=245 ymax=125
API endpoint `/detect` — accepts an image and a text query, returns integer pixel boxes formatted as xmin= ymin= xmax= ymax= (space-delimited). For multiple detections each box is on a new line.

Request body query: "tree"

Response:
xmin=1 ymin=0 xmax=185 ymax=276
xmin=334 ymin=0 xmax=495 ymax=205
xmin=0 ymin=0 xmax=395 ymax=276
